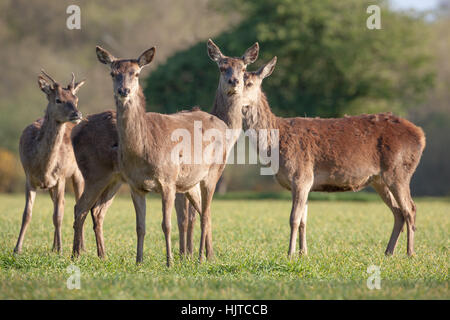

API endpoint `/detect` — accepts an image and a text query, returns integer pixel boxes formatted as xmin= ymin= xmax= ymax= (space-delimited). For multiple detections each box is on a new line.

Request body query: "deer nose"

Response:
xmin=70 ymin=111 xmax=82 ymax=120
xmin=118 ymin=87 xmax=130 ymax=97
xmin=228 ymin=78 xmax=239 ymax=86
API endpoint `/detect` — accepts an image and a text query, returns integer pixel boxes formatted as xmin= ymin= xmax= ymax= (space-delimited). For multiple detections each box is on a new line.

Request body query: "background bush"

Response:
xmin=0 ymin=0 xmax=448 ymax=196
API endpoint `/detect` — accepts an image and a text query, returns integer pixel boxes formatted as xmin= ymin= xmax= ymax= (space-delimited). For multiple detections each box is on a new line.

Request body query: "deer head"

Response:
xmin=38 ymin=70 xmax=85 ymax=124
xmin=207 ymin=39 xmax=259 ymax=98
xmin=242 ymin=56 xmax=277 ymax=108
xmin=96 ymin=46 xmax=155 ymax=104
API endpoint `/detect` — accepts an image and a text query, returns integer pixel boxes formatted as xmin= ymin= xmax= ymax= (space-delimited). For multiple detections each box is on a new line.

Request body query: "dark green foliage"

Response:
xmin=145 ymin=0 xmax=434 ymax=117
xmin=145 ymin=41 xmax=223 ymax=113
xmin=144 ymin=28 xmax=261 ymax=113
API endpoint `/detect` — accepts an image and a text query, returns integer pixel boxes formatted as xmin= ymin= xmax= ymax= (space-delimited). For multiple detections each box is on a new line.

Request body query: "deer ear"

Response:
xmin=96 ymin=46 xmax=116 ymax=65
xmin=258 ymin=56 xmax=277 ymax=79
xmin=71 ymin=79 xmax=86 ymax=94
xmin=242 ymin=42 xmax=259 ymax=65
xmin=38 ymin=76 xmax=53 ymax=95
xmin=207 ymin=39 xmax=224 ymax=62
xmin=137 ymin=47 xmax=156 ymax=68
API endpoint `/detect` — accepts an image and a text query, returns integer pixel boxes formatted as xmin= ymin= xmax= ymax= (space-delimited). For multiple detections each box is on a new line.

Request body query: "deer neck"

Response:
xmin=242 ymin=91 xmax=278 ymax=131
xmin=36 ymin=108 xmax=67 ymax=175
xmin=115 ymin=86 xmax=149 ymax=159
xmin=242 ymin=91 xmax=279 ymax=154
xmin=211 ymin=87 xmax=243 ymax=149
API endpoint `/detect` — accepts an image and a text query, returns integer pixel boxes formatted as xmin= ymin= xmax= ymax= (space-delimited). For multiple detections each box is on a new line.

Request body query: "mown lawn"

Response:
xmin=0 ymin=193 xmax=448 ymax=299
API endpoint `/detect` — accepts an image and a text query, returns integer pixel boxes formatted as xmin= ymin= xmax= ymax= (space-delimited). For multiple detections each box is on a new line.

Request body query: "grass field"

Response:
xmin=0 ymin=193 xmax=448 ymax=299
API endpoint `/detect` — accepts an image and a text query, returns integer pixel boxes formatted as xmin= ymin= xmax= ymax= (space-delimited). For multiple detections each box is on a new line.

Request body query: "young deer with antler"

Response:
xmin=14 ymin=71 xmax=85 ymax=254
xmin=241 ymin=57 xmax=426 ymax=257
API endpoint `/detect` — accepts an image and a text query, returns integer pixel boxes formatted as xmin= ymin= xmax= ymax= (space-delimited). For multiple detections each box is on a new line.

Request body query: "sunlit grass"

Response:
xmin=0 ymin=193 xmax=448 ymax=299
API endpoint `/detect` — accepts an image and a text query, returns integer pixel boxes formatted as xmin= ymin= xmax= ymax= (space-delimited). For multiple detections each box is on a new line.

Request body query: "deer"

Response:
xmin=239 ymin=56 xmax=426 ymax=257
xmin=71 ymin=109 xmax=200 ymax=260
xmin=72 ymin=110 xmax=185 ymax=259
xmin=175 ymin=39 xmax=262 ymax=256
xmin=70 ymin=110 xmax=123 ymax=259
xmin=14 ymin=71 xmax=86 ymax=254
xmin=72 ymin=41 xmax=259 ymax=266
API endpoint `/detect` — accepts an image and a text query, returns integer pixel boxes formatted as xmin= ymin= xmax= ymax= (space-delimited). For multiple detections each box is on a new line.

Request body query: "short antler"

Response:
xmin=40 ymin=69 xmax=57 ymax=86
xmin=69 ymin=72 xmax=76 ymax=90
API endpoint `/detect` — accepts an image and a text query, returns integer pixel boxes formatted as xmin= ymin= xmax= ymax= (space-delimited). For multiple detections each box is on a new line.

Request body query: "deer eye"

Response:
xmin=110 ymin=72 xmax=115 ymax=78
xmin=219 ymin=67 xmax=226 ymax=73
xmin=55 ymin=98 xmax=62 ymax=104
xmin=135 ymin=73 xmax=140 ymax=77
xmin=246 ymin=82 xmax=253 ymax=87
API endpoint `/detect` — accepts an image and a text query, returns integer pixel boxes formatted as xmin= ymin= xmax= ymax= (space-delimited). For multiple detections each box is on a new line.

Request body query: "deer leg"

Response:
xmin=386 ymin=182 xmax=416 ymax=256
xmin=14 ymin=183 xmax=36 ymax=254
xmin=174 ymin=186 xmax=201 ymax=259
xmin=199 ymin=181 xmax=214 ymax=263
xmin=90 ymin=179 xmax=122 ymax=259
xmin=72 ymin=171 xmax=86 ymax=251
xmin=187 ymin=203 xmax=197 ymax=257
xmin=72 ymin=171 xmax=84 ymax=201
xmin=371 ymin=178 xmax=405 ymax=256
xmin=49 ymin=188 xmax=56 ymax=250
xmin=175 ymin=193 xmax=189 ymax=258
xmin=299 ymin=201 xmax=308 ymax=255
xmin=288 ymin=179 xmax=311 ymax=258
xmin=131 ymin=189 xmax=146 ymax=264
xmin=186 ymin=185 xmax=201 ymax=256
xmin=73 ymin=177 xmax=110 ymax=258
xmin=185 ymin=184 xmax=202 ymax=213
xmin=175 ymin=192 xmax=198 ymax=258
xmin=161 ymin=186 xmax=176 ymax=267
xmin=50 ymin=179 xmax=65 ymax=253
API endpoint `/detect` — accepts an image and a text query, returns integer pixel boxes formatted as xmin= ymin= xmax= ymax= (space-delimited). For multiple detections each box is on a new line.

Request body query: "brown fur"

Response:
xmin=111 ymin=85 xmax=228 ymax=266
xmin=71 ymin=109 xmax=202 ymax=259
xmin=70 ymin=110 xmax=123 ymax=258
xmin=72 ymin=43 xmax=249 ymax=266
xmin=71 ymin=41 xmax=259 ymax=264
xmin=242 ymin=58 xmax=426 ymax=256
xmin=14 ymin=72 xmax=85 ymax=254
xmin=175 ymin=40 xmax=260 ymax=256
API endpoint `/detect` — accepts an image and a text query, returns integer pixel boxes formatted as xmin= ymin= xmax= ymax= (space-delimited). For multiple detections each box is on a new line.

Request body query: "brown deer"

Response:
xmin=70 ymin=110 xmax=123 ymax=258
xmin=14 ymin=71 xmax=86 ymax=254
xmin=240 ymin=57 xmax=426 ymax=257
xmin=176 ymin=39 xmax=261 ymax=256
xmin=70 ymin=40 xmax=259 ymax=263
xmin=71 ymin=111 xmax=196 ymax=259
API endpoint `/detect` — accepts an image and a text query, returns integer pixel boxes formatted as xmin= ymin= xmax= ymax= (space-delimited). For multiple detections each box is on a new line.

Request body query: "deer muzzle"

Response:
xmin=69 ymin=111 xmax=83 ymax=124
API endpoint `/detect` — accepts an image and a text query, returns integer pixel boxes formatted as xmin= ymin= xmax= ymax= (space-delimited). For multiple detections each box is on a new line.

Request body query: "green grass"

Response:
xmin=214 ymin=190 xmax=450 ymax=202
xmin=0 ymin=193 xmax=448 ymax=299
